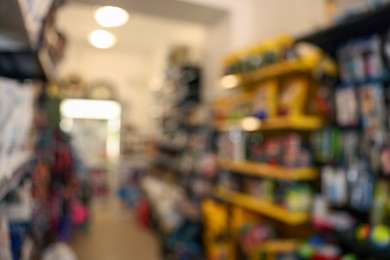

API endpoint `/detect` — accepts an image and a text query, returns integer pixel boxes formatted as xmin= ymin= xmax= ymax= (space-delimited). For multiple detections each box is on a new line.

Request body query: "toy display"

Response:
xmin=297 ymin=237 xmax=356 ymax=260
xmin=218 ymin=170 xmax=240 ymax=192
xmin=202 ymin=200 xmax=231 ymax=260
xmin=215 ymin=37 xmax=336 ymax=129
xmin=311 ymin=127 xmax=342 ymax=164
xmin=223 ymin=36 xmax=295 ymax=76
xmin=247 ymin=178 xmax=274 ymax=203
xmin=337 ymin=36 xmax=386 ymax=83
xmin=252 ymin=80 xmax=278 ymax=120
xmin=242 ymin=133 xmax=312 ymax=168
xmin=278 ymin=77 xmax=309 ymax=116
xmin=149 ymin=46 xmax=216 ymax=260
xmin=209 ymin=34 xmax=335 ymax=259
xmin=335 ymin=86 xmax=358 ymax=127
xmin=322 ymin=166 xmax=348 ymax=207
xmin=307 ymin=29 xmax=390 ymax=259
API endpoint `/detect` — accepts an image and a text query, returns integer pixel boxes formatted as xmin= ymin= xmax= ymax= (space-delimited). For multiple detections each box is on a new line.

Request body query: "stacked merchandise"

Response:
xmin=117 ymin=158 xmax=150 ymax=214
xmin=0 ymin=1 xmax=87 ymax=258
xmin=34 ymin=85 xmax=89 ymax=240
xmin=306 ymin=16 xmax=390 ymax=260
xmin=205 ymin=35 xmax=338 ymax=259
xmin=0 ymin=0 xmax=65 ymax=80
xmin=0 ymin=81 xmax=88 ymax=260
xmin=207 ymin=4 xmax=390 ymax=260
xmin=147 ymin=107 xmax=217 ymax=259
xmin=0 ymin=78 xmax=36 ymax=260
xmin=144 ymin=46 xmax=218 ymax=259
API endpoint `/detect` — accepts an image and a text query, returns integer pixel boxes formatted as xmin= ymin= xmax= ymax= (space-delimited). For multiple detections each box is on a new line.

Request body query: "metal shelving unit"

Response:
xmin=0 ymin=0 xmax=57 ymax=81
xmin=296 ymin=4 xmax=390 ymax=55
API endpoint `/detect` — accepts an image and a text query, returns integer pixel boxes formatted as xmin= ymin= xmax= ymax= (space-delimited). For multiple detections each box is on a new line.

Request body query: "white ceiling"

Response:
xmin=70 ymin=0 xmax=226 ymax=25
xmin=57 ymin=2 xmax=208 ymax=54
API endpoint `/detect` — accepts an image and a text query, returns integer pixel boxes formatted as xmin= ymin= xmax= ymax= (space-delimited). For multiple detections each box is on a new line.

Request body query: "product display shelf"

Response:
xmin=317 ymin=229 xmax=390 ymax=259
xmin=223 ymin=59 xmax=315 ymax=88
xmin=158 ymin=143 xmax=185 ymax=154
xmin=0 ymin=0 xmax=57 ymax=81
xmin=213 ymin=188 xmax=309 ymax=226
xmin=217 ymin=116 xmax=324 ymax=132
xmin=296 ymin=3 xmax=390 ymax=55
xmin=0 ymin=151 xmax=33 ymax=200
xmin=245 ymin=59 xmax=314 ymax=82
xmin=249 ymin=240 xmax=298 ymax=260
xmin=218 ymin=158 xmax=318 ymax=181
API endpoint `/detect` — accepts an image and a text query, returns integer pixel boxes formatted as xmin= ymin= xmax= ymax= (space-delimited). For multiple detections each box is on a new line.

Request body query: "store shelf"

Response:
xmin=257 ymin=240 xmax=298 ymax=252
xmin=217 ymin=116 xmax=323 ymax=132
xmin=213 ymin=188 xmax=309 ymax=225
xmin=218 ymin=159 xmax=318 ymax=181
xmin=222 ymin=59 xmax=313 ymax=88
xmin=249 ymin=240 xmax=298 ymax=260
xmin=245 ymin=59 xmax=313 ymax=82
xmin=158 ymin=143 xmax=185 ymax=154
xmin=0 ymin=1 xmax=57 ymax=81
xmin=296 ymin=3 xmax=390 ymax=55
xmin=0 ymin=151 xmax=33 ymax=200
xmin=154 ymin=155 xmax=181 ymax=173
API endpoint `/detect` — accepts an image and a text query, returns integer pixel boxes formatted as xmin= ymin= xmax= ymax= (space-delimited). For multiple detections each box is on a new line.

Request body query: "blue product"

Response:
xmin=9 ymin=223 xmax=27 ymax=260
xmin=335 ymin=85 xmax=359 ymax=127
xmin=348 ymin=161 xmax=375 ymax=212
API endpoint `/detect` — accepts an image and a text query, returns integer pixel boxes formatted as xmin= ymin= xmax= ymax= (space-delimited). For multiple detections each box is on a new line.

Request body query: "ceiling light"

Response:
xmin=88 ymin=30 xmax=117 ymax=49
xmin=95 ymin=6 xmax=129 ymax=27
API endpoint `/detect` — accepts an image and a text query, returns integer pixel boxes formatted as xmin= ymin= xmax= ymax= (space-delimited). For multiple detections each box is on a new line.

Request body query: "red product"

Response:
xmin=136 ymin=199 xmax=151 ymax=229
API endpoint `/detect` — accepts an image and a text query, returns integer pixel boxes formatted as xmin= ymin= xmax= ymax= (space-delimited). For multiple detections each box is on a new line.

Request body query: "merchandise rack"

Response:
xmin=218 ymin=159 xmax=318 ymax=181
xmin=223 ymin=59 xmax=316 ymax=88
xmin=296 ymin=3 xmax=390 ymax=259
xmin=207 ymin=34 xmax=334 ymax=259
xmin=216 ymin=116 xmax=324 ymax=132
xmin=0 ymin=0 xmax=57 ymax=81
xmin=0 ymin=151 xmax=33 ymax=201
xmin=296 ymin=3 xmax=390 ymax=55
xmin=249 ymin=240 xmax=298 ymax=260
xmin=213 ymin=188 xmax=309 ymax=226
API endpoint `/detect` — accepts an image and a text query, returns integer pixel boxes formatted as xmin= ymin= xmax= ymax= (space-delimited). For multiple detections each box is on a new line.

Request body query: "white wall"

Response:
xmin=59 ymin=41 xmax=157 ymax=135
xmin=57 ymin=3 xmax=207 ymax=137
xmin=252 ymin=0 xmax=327 ymax=40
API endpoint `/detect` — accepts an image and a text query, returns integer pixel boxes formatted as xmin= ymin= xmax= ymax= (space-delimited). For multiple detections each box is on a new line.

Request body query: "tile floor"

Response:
xmin=70 ymin=201 xmax=160 ymax=260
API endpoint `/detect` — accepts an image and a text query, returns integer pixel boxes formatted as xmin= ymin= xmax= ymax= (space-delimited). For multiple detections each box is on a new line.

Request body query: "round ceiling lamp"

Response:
xmin=88 ymin=29 xmax=117 ymax=49
xmin=95 ymin=6 xmax=129 ymax=27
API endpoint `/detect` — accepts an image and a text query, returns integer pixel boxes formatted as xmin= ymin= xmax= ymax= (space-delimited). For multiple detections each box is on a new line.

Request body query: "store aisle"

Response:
xmin=70 ymin=201 xmax=160 ymax=260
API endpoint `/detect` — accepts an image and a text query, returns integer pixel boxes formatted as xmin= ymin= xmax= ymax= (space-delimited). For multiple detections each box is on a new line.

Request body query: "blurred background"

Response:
xmin=2 ymin=0 xmax=390 ymax=259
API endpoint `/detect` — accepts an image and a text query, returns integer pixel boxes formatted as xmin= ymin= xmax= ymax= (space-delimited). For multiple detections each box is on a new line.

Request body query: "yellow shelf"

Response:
xmin=221 ymin=59 xmax=314 ymax=88
xmin=249 ymin=240 xmax=298 ymax=260
xmin=214 ymin=189 xmax=309 ymax=225
xmin=217 ymin=116 xmax=323 ymax=132
xmin=246 ymin=60 xmax=312 ymax=82
xmin=256 ymin=240 xmax=298 ymax=252
xmin=218 ymin=159 xmax=318 ymax=181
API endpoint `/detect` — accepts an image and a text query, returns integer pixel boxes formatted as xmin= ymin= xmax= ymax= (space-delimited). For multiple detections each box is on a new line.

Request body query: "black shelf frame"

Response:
xmin=296 ymin=4 xmax=390 ymax=55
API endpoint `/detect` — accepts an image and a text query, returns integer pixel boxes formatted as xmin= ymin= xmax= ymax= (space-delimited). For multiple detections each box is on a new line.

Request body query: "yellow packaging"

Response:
xmin=252 ymin=80 xmax=278 ymax=119
xmin=278 ymin=77 xmax=309 ymax=116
